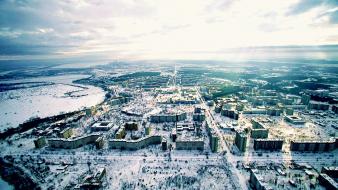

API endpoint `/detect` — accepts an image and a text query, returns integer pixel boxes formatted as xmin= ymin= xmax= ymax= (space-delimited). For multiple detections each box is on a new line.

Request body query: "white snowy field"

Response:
xmin=0 ymin=75 xmax=105 ymax=132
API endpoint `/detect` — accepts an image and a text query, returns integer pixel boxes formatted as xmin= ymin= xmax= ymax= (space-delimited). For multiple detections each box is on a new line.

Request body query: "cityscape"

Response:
xmin=0 ymin=0 xmax=338 ymax=190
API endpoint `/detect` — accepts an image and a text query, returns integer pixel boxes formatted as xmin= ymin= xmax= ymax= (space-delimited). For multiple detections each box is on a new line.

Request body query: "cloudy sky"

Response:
xmin=0 ymin=0 xmax=337 ymax=60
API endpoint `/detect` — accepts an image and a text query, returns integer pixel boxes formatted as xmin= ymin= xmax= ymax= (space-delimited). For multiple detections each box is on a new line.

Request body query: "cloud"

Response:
xmin=327 ymin=9 xmax=338 ymax=24
xmin=0 ymin=0 xmax=337 ymax=60
xmin=287 ymin=0 xmax=338 ymax=15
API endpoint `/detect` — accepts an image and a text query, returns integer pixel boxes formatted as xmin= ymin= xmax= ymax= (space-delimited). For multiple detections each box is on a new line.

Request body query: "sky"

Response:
xmin=0 ymin=0 xmax=337 ymax=61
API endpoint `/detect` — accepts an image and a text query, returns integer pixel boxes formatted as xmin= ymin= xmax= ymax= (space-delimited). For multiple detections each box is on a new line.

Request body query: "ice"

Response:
xmin=0 ymin=75 xmax=105 ymax=132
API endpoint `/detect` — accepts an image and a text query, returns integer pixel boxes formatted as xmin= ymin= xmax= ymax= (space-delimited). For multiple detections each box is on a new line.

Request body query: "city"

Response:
xmin=0 ymin=0 xmax=338 ymax=189
xmin=0 ymin=60 xmax=337 ymax=189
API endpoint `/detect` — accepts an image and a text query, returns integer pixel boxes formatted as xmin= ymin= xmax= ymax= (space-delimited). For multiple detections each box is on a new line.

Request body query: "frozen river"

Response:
xmin=0 ymin=177 xmax=13 ymax=190
xmin=0 ymin=74 xmax=105 ymax=132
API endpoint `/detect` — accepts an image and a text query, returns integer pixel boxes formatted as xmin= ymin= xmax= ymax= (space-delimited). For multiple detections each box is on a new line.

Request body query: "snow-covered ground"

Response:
xmin=0 ymin=75 xmax=105 ymax=132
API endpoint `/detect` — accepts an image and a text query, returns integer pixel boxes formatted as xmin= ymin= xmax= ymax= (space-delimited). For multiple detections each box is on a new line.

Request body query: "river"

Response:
xmin=0 ymin=177 xmax=14 ymax=190
xmin=0 ymin=74 xmax=105 ymax=132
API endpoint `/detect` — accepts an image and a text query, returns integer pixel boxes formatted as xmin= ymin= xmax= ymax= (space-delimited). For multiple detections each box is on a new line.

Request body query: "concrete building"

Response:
xmin=124 ymin=122 xmax=138 ymax=130
xmin=308 ymin=101 xmax=329 ymax=110
xmin=91 ymin=121 xmax=114 ymax=132
xmin=176 ymin=137 xmax=204 ymax=150
xmin=207 ymin=100 xmax=214 ymax=106
xmin=251 ymin=129 xmax=269 ymax=139
xmin=95 ymin=136 xmax=104 ymax=149
xmin=109 ymin=135 xmax=162 ymax=150
xmin=301 ymin=94 xmax=311 ymax=105
xmin=253 ymin=139 xmax=284 ymax=151
xmin=171 ymin=128 xmax=177 ymax=142
xmin=284 ymin=115 xmax=305 ymax=125
xmin=267 ymin=107 xmax=282 ymax=116
xmin=322 ymin=167 xmax=338 ymax=178
xmin=75 ymin=167 xmax=106 ymax=189
xmin=60 ymin=127 xmax=73 ymax=139
xmin=242 ymin=109 xmax=267 ymax=115
xmin=221 ymin=108 xmax=239 ymax=120
xmin=235 ymin=130 xmax=247 ymax=152
xmin=34 ymin=136 xmax=47 ymax=148
xmin=285 ymin=108 xmax=294 ymax=115
xmin=115 ymin=127 xmax=126 ymax=139
xmin=48 ymin=134 xmax=100 ymax=149
xmin=214 ymin=105 xmax=222 ymax=113
xmin=149 ymin=112 xmax=187 ymax=123
xmin=318 ymin=174 xmax=338 ymax=190
xmin=193 ymin=108 xmax=206 ymax=122
xmin=145 ymin=126 xmax=151 ymax=135
xmin=332 ymin=105 xmax=338 ymax=114
xmin=161 ymin=138 xmax=167 ymax=151
xmin=210 ymin=134 xmax=219 ymax=153
xmin=205 ymin=123 xmax=219 ymax=152
xmin=318 ymin=167 xmax=338 ymax=189
xmin=110 ymin=96 xmax=131 ymax=106
xmin=176 ymin=122 xmax=195 ymax=132
xmin=249 ymin=169 xmax=274 ymax=190
xmin=251 ymin=118 xmax=269 ymax=139
xmin=290 ymin=139 xmax=336 ymax=152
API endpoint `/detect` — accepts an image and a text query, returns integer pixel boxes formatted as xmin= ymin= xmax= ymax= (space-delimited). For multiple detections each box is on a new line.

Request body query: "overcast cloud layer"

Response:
xmin=0 ymin=0 xmax=337 ymax=60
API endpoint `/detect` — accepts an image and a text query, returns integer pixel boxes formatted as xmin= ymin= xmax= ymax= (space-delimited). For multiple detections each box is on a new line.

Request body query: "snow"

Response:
xmin=0 ymin=75 xmax=105 ymax=132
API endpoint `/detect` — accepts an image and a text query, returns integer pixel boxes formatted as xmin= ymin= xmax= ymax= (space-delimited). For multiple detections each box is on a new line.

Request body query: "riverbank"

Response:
xmin=0 ymin=74 xmax=106 ymax=132
xmin=0 ymin=177 xmax=13 ymax=190
xmin=0 ymin=158 xmax=40 ymax=190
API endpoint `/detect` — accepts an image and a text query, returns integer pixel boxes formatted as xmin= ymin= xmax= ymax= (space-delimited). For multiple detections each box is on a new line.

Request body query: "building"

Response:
xmin=301 ymin=94 xmax=311 ymax=105
xmin=332 ymin=105 xmax=338 ymax=114
xmin=249 ymin=169 xmax=274 ymax=190
xmin=214 ymin=105 xmax=222 ymax=113
xmin=205 ymin=123 xmax=219 ymax=152
xmin=161 ymin=138 xmax=167 ymax=151
xmin=290 ymin=140 xmax=336 ymax=152
xmin=253 ymin=139 xmax=283 ymax=151
xmin=285 ymin=108 xmax=294 ymax=115
xmin=251 ymin=118 xmax=269 ymax=139
xmin=221 ymin=108 xmax=239 ymax=120
xmin=95 ymin=136 xmax=104 ymax=149
xmin=210 ymin=134 xmax=219 ymax=152
xmin=322 ymin=167 xmax=338 ymax=178
xmin=251 ymin=129 xmax=269 ymax=139
xmin=124 ymin=122 xmax=138 ymax=130
xmin=60 ymin=127 xmax=73 ymax=139
xmin=115 ymin=127 xmax=126 ymax=139
xmin=91 ymin=121 xmax=114 ymax=132
xmin=193 ymin=108 xmax=206 ymax=122
xmin=318 ymin=167 xmax=338 ymax=189
xmin=171 ymin=128 xmax=177 ymax=142
xmin=176 ymin=137 xmax=204 ymax=150
xmin=284 ymin=115 xmax=306 ymax=125
xmin=110 ymin=96 xmax=131 ymax=106
xmin=85 ymin=106 xmax=97 ymax=116
xmin=34 ymin=136 xmax=47 ymax=148
xmin=267 ymin=107 xmax=282 ymax=116
xmin=48 ymin=134 xmax=100 ymax=149
xmin=318 ymin=174 xmax=338 ymax=190
xmin=149 ymin=112 xmax=187 ymax=123
xmin=145 ymin=126 xmax=151 ymax=135
xmin=235 ymin=130 xmax=247 ymax=152
xmin=176 ymin=122 xmax=195 ymax=132
xmin=75 ymin=168 xmax=106 ymax=189
xmin=242 ymin=108 xmax=267 ymax=115
xmin=109 ymin=135 xmax=162 ymax=150
xmin=308 ymin=101 xmax=329 ymax=110
xmin=207 ymin=100 xmax=214 ymax=106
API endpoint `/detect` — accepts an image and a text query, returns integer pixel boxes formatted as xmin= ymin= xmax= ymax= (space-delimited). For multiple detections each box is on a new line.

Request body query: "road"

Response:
xmin=196 ymin=87 xmax=249 ymax=190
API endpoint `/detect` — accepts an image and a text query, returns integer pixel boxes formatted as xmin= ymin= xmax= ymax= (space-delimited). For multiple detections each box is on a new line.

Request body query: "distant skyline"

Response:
xmin=0 ymin=0 xmax=338 ymax=60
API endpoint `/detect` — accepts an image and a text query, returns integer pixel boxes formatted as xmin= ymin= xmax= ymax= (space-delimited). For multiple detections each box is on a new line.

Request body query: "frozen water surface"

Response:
xmin=0 ymin=75 xmax=105 ymax=132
